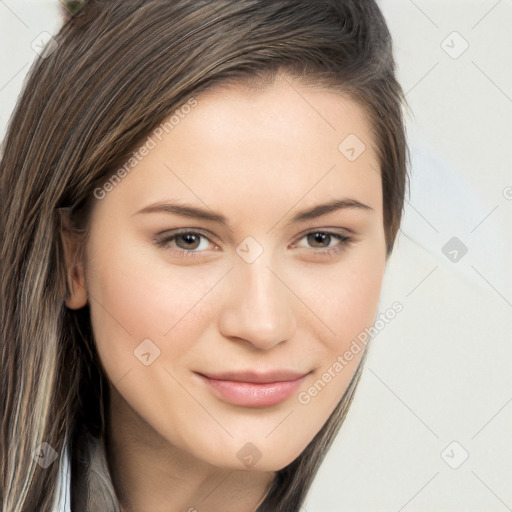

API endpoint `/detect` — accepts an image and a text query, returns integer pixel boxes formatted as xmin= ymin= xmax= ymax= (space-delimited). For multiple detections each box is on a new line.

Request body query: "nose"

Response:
xmin=217 ymin=251 xmax=297 ymax=351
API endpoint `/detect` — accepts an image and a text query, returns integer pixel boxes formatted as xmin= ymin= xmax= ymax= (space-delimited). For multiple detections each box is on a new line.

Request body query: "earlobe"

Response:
xmin=65 ymin=262 xmax=88 ymax=309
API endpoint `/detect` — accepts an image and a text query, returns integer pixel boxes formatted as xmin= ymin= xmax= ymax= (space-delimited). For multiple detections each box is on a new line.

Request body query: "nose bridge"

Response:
xmin=217 ymin=243 xmax=296 ymax=349
xmin=240 ymin=251 xmax=282 ymax=310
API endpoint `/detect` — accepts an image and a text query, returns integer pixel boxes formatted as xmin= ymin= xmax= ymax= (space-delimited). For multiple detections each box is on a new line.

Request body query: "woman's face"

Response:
xmin=66 ymin=75 xmax=386 ymax=472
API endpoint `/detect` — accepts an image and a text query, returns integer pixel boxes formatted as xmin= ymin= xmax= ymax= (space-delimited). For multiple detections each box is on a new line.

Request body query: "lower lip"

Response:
xmin=197 ymin=374 xmax=308 ymax=408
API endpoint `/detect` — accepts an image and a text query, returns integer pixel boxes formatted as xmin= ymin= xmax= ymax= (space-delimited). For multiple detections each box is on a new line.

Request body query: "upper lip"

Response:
xmin=196 ymin=369 xmax=310 ymax=383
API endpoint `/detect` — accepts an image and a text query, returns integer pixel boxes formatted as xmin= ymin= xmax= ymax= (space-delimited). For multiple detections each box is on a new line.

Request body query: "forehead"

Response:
xmin=188 ymin=76 xmax=378 ymax=161
xmin=90 ymin=76 xmax=382 ymax=223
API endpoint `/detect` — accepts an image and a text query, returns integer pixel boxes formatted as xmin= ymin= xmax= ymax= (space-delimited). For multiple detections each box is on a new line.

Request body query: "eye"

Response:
xmin=293 ymin=230 xmax=352 ymax=256
xmin=155 ymin=228 xmax=353 ymax=259
xmin=155 ymin=230 xmax=218 ymax=257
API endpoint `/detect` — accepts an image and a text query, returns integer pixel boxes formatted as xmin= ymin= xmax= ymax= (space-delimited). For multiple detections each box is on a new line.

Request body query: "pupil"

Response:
xmin=309 ymin=233 xmax=329 ymax=248
xmin=180 ymin=234 xmax=199 ymax=249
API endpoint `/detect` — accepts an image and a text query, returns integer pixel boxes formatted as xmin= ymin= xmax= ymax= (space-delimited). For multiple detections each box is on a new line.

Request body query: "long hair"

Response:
xmin=0 ymin=1 xmax=410 ymax=510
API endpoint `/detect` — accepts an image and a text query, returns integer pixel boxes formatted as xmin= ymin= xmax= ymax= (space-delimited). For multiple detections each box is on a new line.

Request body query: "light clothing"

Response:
xmin=52 ymin=436 xmax=71 ymax=512
xmin=51 ymin=429 xmax=120 ymax=512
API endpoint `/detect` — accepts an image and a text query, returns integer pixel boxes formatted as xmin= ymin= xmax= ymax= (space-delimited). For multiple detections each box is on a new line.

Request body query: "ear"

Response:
xmin=60 ymin=212 xmax=88 ymax=309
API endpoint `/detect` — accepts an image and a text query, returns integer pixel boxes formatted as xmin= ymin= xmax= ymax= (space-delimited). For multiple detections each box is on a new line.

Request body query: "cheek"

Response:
xmin=291 ymin=248 xmax=385 ymax=427
xmin=297 ymin=246 xmax=386 ymax=352
xmin=85 ymin=236 xmax=225 ymax=379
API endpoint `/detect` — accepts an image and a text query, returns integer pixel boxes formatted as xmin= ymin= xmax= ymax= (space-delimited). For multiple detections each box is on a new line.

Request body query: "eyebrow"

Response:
xmin=133 ymin=198 xmax=373 ymax=226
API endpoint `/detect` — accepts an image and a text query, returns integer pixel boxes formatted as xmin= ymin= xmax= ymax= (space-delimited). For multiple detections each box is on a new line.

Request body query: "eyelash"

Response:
xmin=155 ymin=229 xmax=353 ymax=259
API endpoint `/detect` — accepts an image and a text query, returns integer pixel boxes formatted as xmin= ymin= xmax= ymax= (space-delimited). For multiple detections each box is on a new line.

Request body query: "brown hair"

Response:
xmin=0 ymin=1 xmax=409 ymax=510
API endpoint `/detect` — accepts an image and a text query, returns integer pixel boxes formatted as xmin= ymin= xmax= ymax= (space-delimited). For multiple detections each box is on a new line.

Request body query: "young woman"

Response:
xmin=0 ymin=1 xmax=409 ymax=511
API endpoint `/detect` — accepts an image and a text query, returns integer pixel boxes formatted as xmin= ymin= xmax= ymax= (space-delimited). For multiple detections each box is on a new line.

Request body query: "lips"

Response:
xmin=195 ymin=369 xmax=311 ymax=408
xmin=198 ymin=369 xmax=310 ymax=383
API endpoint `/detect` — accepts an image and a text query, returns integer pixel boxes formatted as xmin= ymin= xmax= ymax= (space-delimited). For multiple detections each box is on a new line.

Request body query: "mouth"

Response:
xmin=194 ymin=370 xmax=311 ymax=408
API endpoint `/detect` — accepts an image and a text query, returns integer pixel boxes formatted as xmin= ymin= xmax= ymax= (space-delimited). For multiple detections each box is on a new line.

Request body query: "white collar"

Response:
xmin=52 ymin=435 xmax=72 ymax=512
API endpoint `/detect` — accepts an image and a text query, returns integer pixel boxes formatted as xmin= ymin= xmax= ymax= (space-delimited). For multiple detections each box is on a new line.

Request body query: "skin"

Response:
xmin=62 ymin=73 xmax=387 ymax=512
